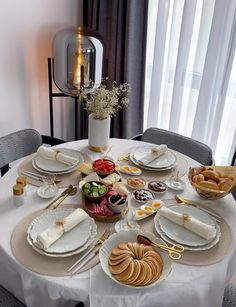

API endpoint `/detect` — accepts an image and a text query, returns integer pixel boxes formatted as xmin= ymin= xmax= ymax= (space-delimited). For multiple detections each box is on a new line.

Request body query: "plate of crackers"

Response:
xmin=99 ymin=229 xmax=172 ymax=288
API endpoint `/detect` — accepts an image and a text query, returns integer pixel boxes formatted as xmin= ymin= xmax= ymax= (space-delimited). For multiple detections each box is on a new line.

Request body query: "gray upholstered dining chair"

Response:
xmin=0 ymin=285 xmax=26 ymax=307
xmin=0 ymin=128 xmax=65 ymax=176
xmin=131 ymin=127 xmax=213 ymax=165
xmin=222 ymin=283 xmax=236 ymax=307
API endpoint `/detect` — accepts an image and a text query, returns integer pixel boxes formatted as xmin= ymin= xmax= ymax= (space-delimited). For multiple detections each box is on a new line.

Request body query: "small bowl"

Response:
xmin=127 ymin=177 xmax=146 ymax=189
xmin=81 ymin=181 xmax=108 ymax=202
xmin=108 ymin=194 xmax=127 ymax=214
xmin=148 ymin=181 xmax=168 ymax=194
xmin=188 ymin=167 xmax=235 ymax=200
xmin=92 ymin=159 xmax=116 ymax=176
xmin=132 ymin=189 xmax=154 ymax=204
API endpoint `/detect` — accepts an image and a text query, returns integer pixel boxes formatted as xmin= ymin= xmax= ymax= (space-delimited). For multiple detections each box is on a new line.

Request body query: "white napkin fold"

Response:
xmin=158 ymin=206 xmax=216 ymax=240
xmin=36 ymin=208 xmax=89 ymax=249
xmin=138 ymin=144 xmax=168 ymax=165
xmin=37 ymin=146 xmax=78 ymax=166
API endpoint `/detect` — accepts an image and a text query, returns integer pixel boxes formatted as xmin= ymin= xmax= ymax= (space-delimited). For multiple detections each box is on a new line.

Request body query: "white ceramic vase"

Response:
xmin=88 ymin=114 xmax=111 ymax=152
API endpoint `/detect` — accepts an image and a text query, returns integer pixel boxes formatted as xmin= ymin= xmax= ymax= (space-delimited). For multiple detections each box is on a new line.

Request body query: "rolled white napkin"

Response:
xmin=138 ymin=144 xmax=168 ymax=165
xmin=158 ymin=206 xmax=216 ymax=240
xmin=36 ymin=208 xmax=89 ymax=249
xmin=37 ymin=146 xmax=78 ymax=166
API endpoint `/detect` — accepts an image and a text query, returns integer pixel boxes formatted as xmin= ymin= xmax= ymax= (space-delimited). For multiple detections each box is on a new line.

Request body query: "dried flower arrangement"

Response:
xmin=81 ymin=82 xmax=130 ymax=120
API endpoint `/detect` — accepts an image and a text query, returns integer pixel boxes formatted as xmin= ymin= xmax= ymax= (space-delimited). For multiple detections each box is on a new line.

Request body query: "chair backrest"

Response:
xmin=0 ymin=129 xmax=42 ymax=175
xmin=222 ymin=283 xmax=236 ymax=307
xmin=141 ymin=127 xmax=213 ymax=165
xmin=0 ymin=285 xmax=26 ymax=306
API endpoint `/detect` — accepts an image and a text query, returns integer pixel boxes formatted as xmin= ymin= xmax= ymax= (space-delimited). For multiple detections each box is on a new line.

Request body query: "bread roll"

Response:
xmin=218 ymin=178 xmax=233 ymax=191
xmin=198 ymin=180 xmax=219 ymax=190
xmin=192 ymin=174 xmax=205 ymax=183
xmin=202 ymin=170 xmax=219 ymax=181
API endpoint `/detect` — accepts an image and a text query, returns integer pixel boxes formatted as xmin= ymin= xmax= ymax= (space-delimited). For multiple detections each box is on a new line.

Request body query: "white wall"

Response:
xmin=0 ymin=0 xmax=83 ymax=140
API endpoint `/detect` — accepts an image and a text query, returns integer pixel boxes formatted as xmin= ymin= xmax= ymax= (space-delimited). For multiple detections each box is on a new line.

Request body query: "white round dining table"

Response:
xmin=0 ymin=138 xmax=235 ymax=307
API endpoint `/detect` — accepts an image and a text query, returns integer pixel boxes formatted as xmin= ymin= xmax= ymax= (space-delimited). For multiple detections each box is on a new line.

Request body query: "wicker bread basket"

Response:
xmin=188 ymin=166 xmax=236 ymax=200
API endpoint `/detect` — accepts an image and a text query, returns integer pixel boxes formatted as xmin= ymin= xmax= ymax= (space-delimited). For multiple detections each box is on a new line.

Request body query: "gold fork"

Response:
xmin=67 ymin=228 xmax=111 ymax=272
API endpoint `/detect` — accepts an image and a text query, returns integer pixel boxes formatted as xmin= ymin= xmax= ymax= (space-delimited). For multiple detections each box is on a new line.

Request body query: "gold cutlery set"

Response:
xmin=68 ymin=228 xmax=112 ymax=275
xmin=45 ymin=185 xmax=77 ymax=209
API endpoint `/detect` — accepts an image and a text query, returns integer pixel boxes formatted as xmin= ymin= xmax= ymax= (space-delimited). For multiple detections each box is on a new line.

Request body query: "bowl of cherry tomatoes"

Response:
xmin=92 ymin=159 xmax=116 ymax=176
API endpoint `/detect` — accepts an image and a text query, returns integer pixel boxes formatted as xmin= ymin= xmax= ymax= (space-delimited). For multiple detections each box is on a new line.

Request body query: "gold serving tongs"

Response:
xmin=45 ymin=185 xmax=75 ymax=209
xmin=117 ymin=152 xmax=130 ymax=162
xmin=137 ymin=234 xmax=184 ymax=260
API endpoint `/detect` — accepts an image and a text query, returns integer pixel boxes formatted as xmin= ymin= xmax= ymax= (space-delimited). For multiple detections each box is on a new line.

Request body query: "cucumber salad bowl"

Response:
xmin=81 ymin=181 xmax=108 ymax=202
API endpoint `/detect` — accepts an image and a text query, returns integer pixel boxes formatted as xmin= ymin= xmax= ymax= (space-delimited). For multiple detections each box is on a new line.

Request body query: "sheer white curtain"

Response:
xmin=145 ymin=0 xmax=236 ymax=165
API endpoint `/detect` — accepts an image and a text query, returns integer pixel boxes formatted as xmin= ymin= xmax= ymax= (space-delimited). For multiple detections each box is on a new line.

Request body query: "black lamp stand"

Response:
xmin=48 ymin=58 xmax=78 ymax=140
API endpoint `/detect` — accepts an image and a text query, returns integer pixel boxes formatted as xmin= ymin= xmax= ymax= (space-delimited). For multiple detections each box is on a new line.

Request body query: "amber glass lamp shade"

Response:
xmin=53 ymin=27 xmax=104 ymax=97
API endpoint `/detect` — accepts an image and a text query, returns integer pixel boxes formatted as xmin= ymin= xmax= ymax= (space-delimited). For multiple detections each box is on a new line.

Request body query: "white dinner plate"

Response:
xmin=32 ymin=148 xmax=83 ymax=173
xmin=130 ymin=147 xmax=177 ymax=170
xmin=154 ymin=214 xmax=221 ymax=251
xmin=155 ymin=205 xmax=218 ymax=247
xmin=27 ymin=215 xmax=97 ymax=257
xmin=99 ymin=229 xmax=172 ymax=288
xmin=130 ymin=153 xmax=177 ymax=171
xmin=28 ymin=208 xmax=92 ymax=254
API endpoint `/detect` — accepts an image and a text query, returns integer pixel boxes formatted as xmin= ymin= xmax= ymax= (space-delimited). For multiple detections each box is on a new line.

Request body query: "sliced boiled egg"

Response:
xmin=151 ymin=200 xmax=164 ymax=211
xmin=140 ymin=204 xmax=155 ymax=214
xmin=134 ymin=209 xmax=147 ymax=220
xmin=120 ymin=165 xmax=142 ymax=175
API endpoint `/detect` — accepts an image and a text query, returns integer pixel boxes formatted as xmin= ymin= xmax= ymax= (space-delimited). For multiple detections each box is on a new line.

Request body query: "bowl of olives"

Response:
xmin=81 ymin=181 xmax=108 ymax=202
xmin=108 ymin=194 xmax=127 ymax=214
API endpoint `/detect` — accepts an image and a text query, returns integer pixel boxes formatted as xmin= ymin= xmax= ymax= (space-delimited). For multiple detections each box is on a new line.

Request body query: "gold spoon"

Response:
xmin=137 ymin=234 xmax=184 ymax=260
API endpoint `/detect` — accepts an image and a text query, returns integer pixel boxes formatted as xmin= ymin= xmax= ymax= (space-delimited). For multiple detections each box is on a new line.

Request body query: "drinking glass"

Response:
xmin=165 ymin=170 xmax=186 ymax=191
xmin=37 ymin=176 xmax=59 ymax=198
xmin=115 ymin=204 xmax=140 ymax=232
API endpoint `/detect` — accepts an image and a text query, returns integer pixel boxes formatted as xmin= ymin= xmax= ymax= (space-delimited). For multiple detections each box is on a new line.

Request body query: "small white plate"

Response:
xmin=32 ymin=148 xmax=83 ymax=174
xmin=131 ymin=146 xmax=176 ymax=169
xmin=99 ymin=229 xmax=172 ymax=288
xmin=119 ymin=165 xmax=142 ymax=175
xmin=37 ymin=185 xmax=59 ymax=199
xmin=28 ymin=208 xmax=91 ymax=253
xmin=156 ymin=205 xmax=217 ymax=247
xmin=134 ymin=201 xmax=157 ymax=220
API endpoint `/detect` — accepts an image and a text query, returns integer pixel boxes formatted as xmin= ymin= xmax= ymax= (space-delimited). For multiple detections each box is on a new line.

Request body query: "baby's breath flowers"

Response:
xmin=81 ymin=82 xmax=130 ymax=120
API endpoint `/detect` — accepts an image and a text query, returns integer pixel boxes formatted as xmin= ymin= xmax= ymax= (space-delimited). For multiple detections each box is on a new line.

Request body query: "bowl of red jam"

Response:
xmin=92 ymin=159 xmax=115 ymax=176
